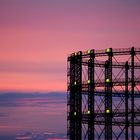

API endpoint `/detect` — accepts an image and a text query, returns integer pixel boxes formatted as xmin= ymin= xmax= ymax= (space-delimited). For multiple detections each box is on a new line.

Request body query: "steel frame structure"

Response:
xmin=67 ymin=47 xmax=140 ymax=140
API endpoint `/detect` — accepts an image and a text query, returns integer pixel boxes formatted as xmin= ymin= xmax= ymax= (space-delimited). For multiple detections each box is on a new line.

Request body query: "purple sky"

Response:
xmin=0 ymin=92 xmax=67 ymax=138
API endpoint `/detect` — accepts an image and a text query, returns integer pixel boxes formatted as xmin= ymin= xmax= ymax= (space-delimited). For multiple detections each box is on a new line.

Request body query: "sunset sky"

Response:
xmin=0 ymin=0 xmax=140 ymax=92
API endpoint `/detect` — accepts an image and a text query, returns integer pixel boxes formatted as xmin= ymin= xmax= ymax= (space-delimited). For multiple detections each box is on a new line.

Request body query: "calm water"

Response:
xmin=0 ymin=92 xmax=67 ymax=140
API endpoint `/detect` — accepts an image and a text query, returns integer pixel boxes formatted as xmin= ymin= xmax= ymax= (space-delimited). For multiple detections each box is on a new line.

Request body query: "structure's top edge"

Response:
xmin=82 ymin=59 xmax=140 ymax=66
xmin=68 ymin=47 xmax=140 ymax=57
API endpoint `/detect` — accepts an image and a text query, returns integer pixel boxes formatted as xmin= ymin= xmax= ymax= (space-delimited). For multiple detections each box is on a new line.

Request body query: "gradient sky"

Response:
xmin=0 ymin=0 xmax=140 ymax=92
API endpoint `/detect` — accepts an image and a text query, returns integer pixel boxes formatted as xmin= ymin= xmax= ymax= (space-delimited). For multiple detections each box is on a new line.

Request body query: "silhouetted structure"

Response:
xmin=67 ymin=47 xmax=140 ymax=140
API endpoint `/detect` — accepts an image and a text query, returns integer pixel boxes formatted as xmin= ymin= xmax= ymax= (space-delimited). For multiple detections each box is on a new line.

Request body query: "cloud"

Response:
xmin=0 ymin=92 xmax=66 ymax=107
xmin=0 ymin=112 xmax=9 ymax=117
xmin=0 ymin=131 xmax=66 ymax=140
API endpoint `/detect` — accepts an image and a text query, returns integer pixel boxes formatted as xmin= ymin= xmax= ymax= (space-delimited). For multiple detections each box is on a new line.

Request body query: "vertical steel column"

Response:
xmin=125 ymin=61 xmax=129 ymax=140
xmin=131 ymin=47 xmax=135 ymax=140
xmin=105 ymin=48 xmax=113 ymax=140
xmin=75 ymin=51 xmax=82 ymax=140
xmin=88 ymin=50 xmax=95 ymax=140
xmin=69 ymin=55 xmax=76 ymax=140
xmin=68 ymin=52 xmax=82 ymax=140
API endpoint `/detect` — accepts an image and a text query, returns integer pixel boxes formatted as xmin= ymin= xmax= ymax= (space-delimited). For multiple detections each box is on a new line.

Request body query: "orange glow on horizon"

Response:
xmin=0 ymin=72 xmax=66 ymax=92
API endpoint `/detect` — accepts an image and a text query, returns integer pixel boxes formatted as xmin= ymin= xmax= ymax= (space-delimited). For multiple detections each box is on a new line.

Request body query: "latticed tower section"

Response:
xmin=67 ymin=47 xmax=140 ymax=140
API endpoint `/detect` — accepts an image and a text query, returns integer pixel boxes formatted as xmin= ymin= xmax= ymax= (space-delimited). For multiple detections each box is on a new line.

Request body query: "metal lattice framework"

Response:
xmin=67 ymin=47 xmax=140 ymax=140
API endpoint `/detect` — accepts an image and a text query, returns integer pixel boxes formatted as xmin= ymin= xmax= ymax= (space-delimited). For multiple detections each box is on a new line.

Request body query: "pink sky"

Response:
xmin=0 ymin=0 xmax=140 ymax=92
